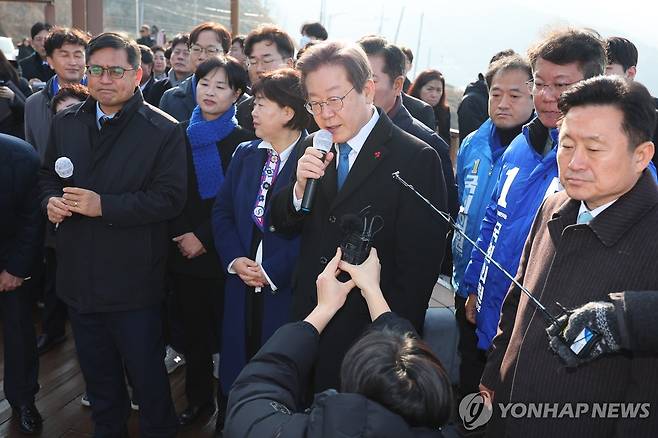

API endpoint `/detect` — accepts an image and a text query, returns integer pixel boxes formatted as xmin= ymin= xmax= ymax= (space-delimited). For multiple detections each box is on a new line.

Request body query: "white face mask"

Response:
xmin=299 ymin=35 xmax=311 ymax=48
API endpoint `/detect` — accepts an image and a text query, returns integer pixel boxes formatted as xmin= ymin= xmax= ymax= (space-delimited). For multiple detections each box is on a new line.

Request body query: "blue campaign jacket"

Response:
xmin=452 ymin=119 xmax=507 ymax=298
xmin=212 ymin=138 xmax=303 ymax=394
xmin=461 ymin=118 xmax=562 ymax=350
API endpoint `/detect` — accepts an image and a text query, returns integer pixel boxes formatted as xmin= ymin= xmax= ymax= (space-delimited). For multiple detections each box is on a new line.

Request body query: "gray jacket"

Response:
xmin=159 ymin=76 xmax=195 ymax=122
xmin=24 ymin=76 xmax=55 ymax=162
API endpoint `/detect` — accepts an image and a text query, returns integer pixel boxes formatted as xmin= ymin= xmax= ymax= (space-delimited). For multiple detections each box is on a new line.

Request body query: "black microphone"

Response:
xmin=55 ymin=156 xmax=74 ymax=187
xmin=300 ymin=129 xmax=333 ymax=214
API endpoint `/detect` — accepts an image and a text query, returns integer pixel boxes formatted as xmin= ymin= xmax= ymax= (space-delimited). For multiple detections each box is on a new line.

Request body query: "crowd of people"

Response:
xmin=1 ymin=15 xmax=657 ymax=438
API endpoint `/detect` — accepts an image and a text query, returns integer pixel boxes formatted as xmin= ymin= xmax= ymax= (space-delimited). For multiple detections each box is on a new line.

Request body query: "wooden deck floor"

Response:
xmin=0 ymin=283 xmax=453 ymax=437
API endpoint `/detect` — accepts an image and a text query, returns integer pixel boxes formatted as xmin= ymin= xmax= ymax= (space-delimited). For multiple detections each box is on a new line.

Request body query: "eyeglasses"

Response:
xmin=526 ymin=79 xmax=576 ymax=97
xmin=190 ymin=45 xmax=222 ymax=55
xmin=305 ymin=87 xmax=355 ymax=115
xmin=86 ymin=65 xmax=135 ymax=79
xmin=247 ymin=57 xmax=283 ymax=69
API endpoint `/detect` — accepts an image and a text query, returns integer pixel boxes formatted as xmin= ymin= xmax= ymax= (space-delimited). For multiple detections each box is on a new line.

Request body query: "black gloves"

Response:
xmin=546 ymin=301 xmax=622 ymax=367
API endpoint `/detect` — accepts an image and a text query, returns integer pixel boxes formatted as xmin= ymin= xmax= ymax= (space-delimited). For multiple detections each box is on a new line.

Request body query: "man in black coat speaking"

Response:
xmin=0 ymin=133 xmax=44 ymax=434
xmin=39 ymin=33 xmax=186 ymax=437
xmin=271 ymin=41 xmax=447 ymax=392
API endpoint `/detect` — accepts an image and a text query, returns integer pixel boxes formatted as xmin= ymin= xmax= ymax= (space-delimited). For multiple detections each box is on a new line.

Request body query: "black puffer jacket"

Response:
xmin=225 ymin=312 xmax=444 ymax=438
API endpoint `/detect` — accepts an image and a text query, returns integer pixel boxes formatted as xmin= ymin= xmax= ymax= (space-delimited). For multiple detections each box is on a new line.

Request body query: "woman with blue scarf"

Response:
xmin=212 ymin=68 xmax=308 ymax=430
xmin=168 ymin=56 xmax=255 ymax=427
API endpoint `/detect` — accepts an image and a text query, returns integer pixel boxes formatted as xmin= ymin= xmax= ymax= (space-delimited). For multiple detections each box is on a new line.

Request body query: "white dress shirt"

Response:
xmin=292 ymin=106 xmax=379 ymax=210
xmin=228 ymin=135 xmax=299 ymax=292
xmin=577 ymin=199 xmax=617 ymax=222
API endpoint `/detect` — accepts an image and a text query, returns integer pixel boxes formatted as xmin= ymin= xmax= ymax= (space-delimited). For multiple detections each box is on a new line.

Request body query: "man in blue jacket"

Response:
xmin=452 ymin=54 xmax=534 ymax=396
xmin=461 ymin=29 xmax=608 ymax=352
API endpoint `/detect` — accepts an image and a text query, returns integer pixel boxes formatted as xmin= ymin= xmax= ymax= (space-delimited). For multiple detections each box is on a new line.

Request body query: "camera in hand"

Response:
xmin=339 ymin=206 xmax=384 ymax=265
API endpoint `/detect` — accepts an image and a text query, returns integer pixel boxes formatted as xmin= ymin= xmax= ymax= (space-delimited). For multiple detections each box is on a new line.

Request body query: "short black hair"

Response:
xmin=31 ymin=22 xmax=52 ymax=39
xmin=170 ymin=33 xmax=190 ymax=51
xmin=44 ymin=27 xmax=89 ymax=57
xmin=400 ymin=46 xmax=413 ymax=64
xmin=605 ymin=37 xmax=638 ymax=71
xmin=138 ymin=44 xmax=154 ymax=65
xmin=194 ymin=56 xmax=248 ymax=97
xmin=151 ymin=45 xmax=165 ymax=55
xmin=244 ymin=25 xmax=295 ymax=60
xmin=558 ymin=76 xmax=657 ymax=149
xmin=357 ymin=35 xmax=406 ymax=82
xmin=189 ymin=22 xmax=231 ymax=54
xmin=87 ymin=32 xmax=141 ymax=69
xmin=341 ymin=329 xmax=453 ymax=429
xmin=51 ymin=83 xmax=89 ymax=114
xmin=300 ymin=22 xmax=328 ymax=41
xmin=527 ymin=28 xmax=606 ymax=79
xmin=490 ymin=49 xmax=516 ymax=65
xmin=485 ymin=54 xmax=532 ymax=88
xmin=251 ymin=68 xmax=309 ymax=131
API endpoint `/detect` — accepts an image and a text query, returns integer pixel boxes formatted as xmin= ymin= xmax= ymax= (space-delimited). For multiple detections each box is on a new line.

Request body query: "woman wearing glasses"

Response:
xmin=212 ymin=68 xmax=307 ymax=431
xmin=168 ymin=55 xmax=256 ymax=427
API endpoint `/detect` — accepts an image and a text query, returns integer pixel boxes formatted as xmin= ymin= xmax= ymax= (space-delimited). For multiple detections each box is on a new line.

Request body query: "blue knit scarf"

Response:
xmin=186 ymin=104 xmax=238 ymax=199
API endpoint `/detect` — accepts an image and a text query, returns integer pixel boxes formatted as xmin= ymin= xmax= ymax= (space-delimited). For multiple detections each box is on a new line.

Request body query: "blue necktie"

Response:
xmin=577 ymin=210 xmax=593 ymax=224
xmin=337 ymin=142 xmax=352 ymax=190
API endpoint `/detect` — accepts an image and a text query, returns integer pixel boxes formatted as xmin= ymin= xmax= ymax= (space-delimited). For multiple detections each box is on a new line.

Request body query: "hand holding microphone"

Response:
xmin=295 ymin=129 xmax=334 ymax=212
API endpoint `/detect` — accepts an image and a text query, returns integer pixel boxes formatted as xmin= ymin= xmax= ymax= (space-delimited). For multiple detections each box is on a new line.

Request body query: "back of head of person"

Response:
xmin=526 ymin=28 xmax=606 ymax=129
xmin=51 ymin=83 xmax=89 ymax=114
xmin=604 ymin=36 xmax=638 ymax=80
xmin=340 ymin=328 xmax=453 ymax=429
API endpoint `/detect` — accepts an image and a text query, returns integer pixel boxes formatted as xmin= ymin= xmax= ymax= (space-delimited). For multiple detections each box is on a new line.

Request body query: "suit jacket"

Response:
xmin=159 ymin=76 xmax=195 ymax=122
xmin=39 ymin=91 xmax=187 ymax=313
xmin=270 ymin=109 xmax=447 ymax=391
xmin=212 ymin=136 xmax=304 ymax=393
xmin=481 ymin=170 xmax=658 ymax=438
xmin=18 ymin=52 xmax=54 ymax=83
xmin=401 ymin=93 xmax=435 ymax=130
xmin=0 ymin=134 xmax=43 ymax=278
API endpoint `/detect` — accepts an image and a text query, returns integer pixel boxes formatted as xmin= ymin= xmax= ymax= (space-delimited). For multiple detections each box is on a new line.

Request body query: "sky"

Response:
xmin=265 ymin=0 xmax=658 ymax=94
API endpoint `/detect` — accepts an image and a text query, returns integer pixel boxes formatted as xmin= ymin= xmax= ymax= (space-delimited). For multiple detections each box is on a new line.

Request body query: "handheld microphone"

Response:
xmin=55 ymin=156 xmax=74 ymax=187
xmin=301 ymin=129 xmax=333 ymax=214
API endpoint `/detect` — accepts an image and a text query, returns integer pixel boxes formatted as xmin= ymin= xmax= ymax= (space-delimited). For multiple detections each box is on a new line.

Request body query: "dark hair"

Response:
xmin=558 ymin=76 xmax=657 ymax=149
xmin=231 ymin=35 xmax=245 ymax=48
xmin=87 ymin=32 xmax=141 ymax=69
xmin=138 ymin=44 xmax=154 ymax=65
xmin=341 ymin=329 xmax=453 ymax=428
xmin=409 ymin=69 xmax=449 ymax=111
xmin=490 ymin=49 xmax=516 ymax=65
xmin=605 ymin=37 xmax=638 ymax=71
xmin=170 ymin=33 xmax=190 ymax=51
xmin=527 ymin=28 xmax=606 ymax=79
xmin=485 ymin=54 xmax=532 ymax=88
xmin=44 ymin=27 xmax=89 ymax=57
xmin=189 ymin=22 xmax=231 ymax=54
xmin=151 ymin=45 xmax=165 ymax=55
xmin=296 ymin=41 xmax=372 ymax=96
xmin=244 ymin=24 xmax=294 ymax=60
xmin=400 ymin=46 xmax=413 ymax=65
xmin=300 ymin=22 xmax=328 ymax=41
xmin=357 ymin=35 xmax=406 ymax=82
xmin=51 ymin=83 xmax=89 ymax=114
xmin=251 ymin=68 xmax=309 ymax=131
xmin=0 ymin=49 xmax=19 ymax=84
xmin=194 ymin=56 xmax=248 ymax=97
xmin=31 ymin=22 xmax=52 ymax=39
xmin=295 ymin=40 xmax=318 ymax=61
